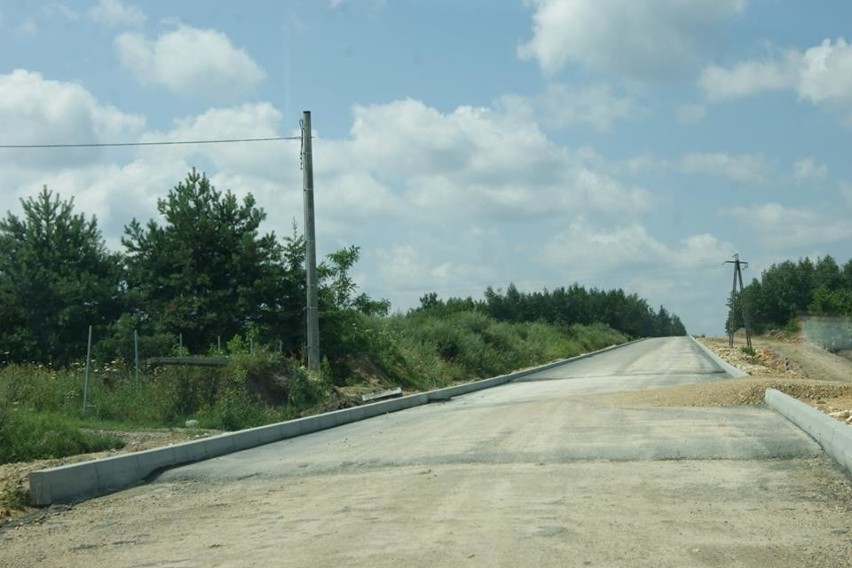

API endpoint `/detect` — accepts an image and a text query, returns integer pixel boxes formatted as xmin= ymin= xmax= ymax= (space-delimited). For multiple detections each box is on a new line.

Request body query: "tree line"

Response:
xmin=0 ymin=169 xmax=687 ymax=372
xmin=0 ymin=170 xmax=387 ymax=368
xmin=728 ymin=255 xmax=852 ymax=335
xmin=416 ymin=282 xmax=687 ymax=338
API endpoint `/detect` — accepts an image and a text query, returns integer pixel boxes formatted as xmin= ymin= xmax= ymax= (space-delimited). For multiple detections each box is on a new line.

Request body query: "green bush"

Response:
xmin=0 ymin=407 xmax=124 ymax=465
xmin=0 ymin=364 xmax=81 ymax=414
xmin=369 ymin=312 xmax=627 ymax=390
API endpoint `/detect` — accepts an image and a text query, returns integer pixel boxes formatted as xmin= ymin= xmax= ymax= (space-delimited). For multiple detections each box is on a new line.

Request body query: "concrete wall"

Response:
xmin=765 ymin=388 xmax=852 ymax=475
xmin=30 ymin=340 xmax=640 ymax=506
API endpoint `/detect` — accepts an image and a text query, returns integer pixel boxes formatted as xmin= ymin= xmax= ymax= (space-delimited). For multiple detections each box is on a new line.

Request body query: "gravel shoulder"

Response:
xmin=592 ymin=336 xmax=852 ymax=415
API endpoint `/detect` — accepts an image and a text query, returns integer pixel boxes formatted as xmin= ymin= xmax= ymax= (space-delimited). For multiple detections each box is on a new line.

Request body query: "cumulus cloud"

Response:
xmin=338 ymin=98 xmax=653 ymax=222
xmin=540 ymin=220 xmax=664 ymax=270
xmin=699 ymin=54 xmax=799 ymax=102
xmin=116 ymin=24 xmax=265 ymax=101
xmin=699 ymin=38 xmax=852 ymax=122
xmin=0 ymin=69 xmax=145 ymax=171
xmin=89 ymin=0 xmax=145 ymax=28
xmin=723 ymin=202 xmax=852 ymax=248
xmin=519 ymin=0 xmax=745 ymax=81
xmin=540 ymin=221 xmax=731 ymax=274
xmin=140 ymin=103 xmax=284 ymax=174
xmin=798 ymin=38 xmax=852 ymax=107
xmin=793 ymin=158 xmax=828 ymax=183
xmin=501 ymin=83 xmax=641 ymax=132
xmin=374 ymin=242 xmax=492 ymax=297
xmin=680 ymin=152 xmax=773 ymax=184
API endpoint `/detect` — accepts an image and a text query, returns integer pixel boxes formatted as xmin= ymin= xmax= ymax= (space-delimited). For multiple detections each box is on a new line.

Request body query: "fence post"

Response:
xmin=134 ymin=329 xmax=139 ymax=385
xmin=82 ymin=325 xmax=92 ymax=414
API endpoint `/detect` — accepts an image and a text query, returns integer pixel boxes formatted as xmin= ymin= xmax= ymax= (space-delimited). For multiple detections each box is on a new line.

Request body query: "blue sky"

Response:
xmin=1 ymin=0 xmax=851 ymax=335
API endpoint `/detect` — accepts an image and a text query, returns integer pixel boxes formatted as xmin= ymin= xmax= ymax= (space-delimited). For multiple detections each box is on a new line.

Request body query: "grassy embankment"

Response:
xmin=0 ymin=312 xmax=626 ymax=475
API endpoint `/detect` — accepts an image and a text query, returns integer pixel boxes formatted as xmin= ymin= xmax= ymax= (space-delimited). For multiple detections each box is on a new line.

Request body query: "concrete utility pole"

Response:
xmin=725 ymin=253 xmax=752 ymax=349
xmin=302 ymin=111 xmax=320 ymax=371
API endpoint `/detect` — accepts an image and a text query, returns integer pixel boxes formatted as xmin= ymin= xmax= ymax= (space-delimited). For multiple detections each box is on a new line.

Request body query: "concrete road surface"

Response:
xmin=4 ymin=337 xmax=852 ymax=567
xmin=158 ymin=338 xmax=816 ymax=481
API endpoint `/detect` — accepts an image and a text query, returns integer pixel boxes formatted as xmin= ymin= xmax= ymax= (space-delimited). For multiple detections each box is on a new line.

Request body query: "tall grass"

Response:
xmin=0 ymin=406 xmax=124 ymax=464
xmin=0 ymin=314 xmax=627 ymax=466
xmin=368 ymin=311 xmax=627 ymax=390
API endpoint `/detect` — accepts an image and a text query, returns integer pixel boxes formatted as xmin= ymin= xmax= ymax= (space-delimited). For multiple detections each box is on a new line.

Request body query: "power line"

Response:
xmin=0 ymin=136 xmax=301 ymax=149
xmin=724 ymin=253 xmax=752 ymax=349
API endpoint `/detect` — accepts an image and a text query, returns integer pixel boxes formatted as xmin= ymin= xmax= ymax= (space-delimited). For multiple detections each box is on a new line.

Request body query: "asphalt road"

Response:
xmin=5 ymin=337 xmax=852 ymax=567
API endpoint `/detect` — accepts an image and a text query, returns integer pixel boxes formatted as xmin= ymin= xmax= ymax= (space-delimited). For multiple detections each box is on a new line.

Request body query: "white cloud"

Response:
xmin=0 ymin=69 xmax=145 ymax=171
xmin=681 ymin=152 xmax=773 ymax=184
xmin=89 ymin=0 xmax=145 ymax=28
xmin=793 ymin=158 xmax=828 ymax=183
xmin=338 ymin=98 xmax=653 ymax=222
xmin=539 ymin=221 xmax=732 ymax=274
xmin=519 ymin=0 xmax=745 ymax=81
xmin=723 ymin=203 xmax=852 ymax=248
xmin=726 ymin=202 xmax=813 ymax=226
xmin=502 ymin=84 xmax=640 ymax=133
xmin=140 ymin=103 xmax=283 ymax=172
xmin=540 ymin=220 xmax=663 ymax=270
xmin=19 ymin=160 xmax=191 ymax=248
xmin=375 ymin=244 xmax=467 ymax=292
xmin=699 ymin=37 xmax=852 ymax=121
xmin=699 ymin=54 xmax=799 ymax=102
xmin=798 ymin=38 xmax=852 ymax=107
xmin=116 ymin=24 xmax=265 ymax=101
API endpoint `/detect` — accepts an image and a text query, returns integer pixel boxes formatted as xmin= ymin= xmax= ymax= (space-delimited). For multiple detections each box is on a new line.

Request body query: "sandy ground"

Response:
xmin=1 ymin=335 xmax=852 ymax=567
xmin=3 ymin=459 xmax=852 ymax=568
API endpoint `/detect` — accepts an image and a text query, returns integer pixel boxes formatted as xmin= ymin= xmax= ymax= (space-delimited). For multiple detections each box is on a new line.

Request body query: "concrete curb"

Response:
xmin=29 ymin=339 xmax=641 ymax=506
xmin=688 ymin=335 xmax=748 ymax=378
xmin=765 ymin=389 xmax=852 ymax=475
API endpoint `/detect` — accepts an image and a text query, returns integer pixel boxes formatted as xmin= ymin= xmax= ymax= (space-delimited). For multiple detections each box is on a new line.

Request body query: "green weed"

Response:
xmin=0 ymin=406 xmax=124 ymax=465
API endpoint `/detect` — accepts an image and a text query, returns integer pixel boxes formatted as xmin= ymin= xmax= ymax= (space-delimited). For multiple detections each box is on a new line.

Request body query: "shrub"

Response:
xmin=0 ymin=407 xmax=124 ymax=465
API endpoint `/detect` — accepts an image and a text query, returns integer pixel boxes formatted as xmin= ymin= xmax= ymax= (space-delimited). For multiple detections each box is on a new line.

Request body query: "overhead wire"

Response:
xmin=0 ymin=136 xmax=302 ymax=149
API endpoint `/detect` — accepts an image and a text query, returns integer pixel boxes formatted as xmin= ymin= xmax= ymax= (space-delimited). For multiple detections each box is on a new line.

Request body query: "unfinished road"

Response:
xmin=3 ymin=337 xmax=852 ymax=567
